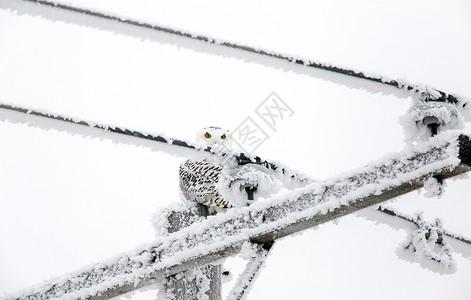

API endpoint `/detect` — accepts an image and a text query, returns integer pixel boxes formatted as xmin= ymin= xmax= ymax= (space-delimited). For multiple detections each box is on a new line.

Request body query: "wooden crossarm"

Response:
xmin=10 ymin=133 xmax=471 ymax=300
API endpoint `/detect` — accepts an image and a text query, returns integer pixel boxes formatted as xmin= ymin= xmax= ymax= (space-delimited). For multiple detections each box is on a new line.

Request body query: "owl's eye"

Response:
xmin=204 ymin=132 xmax=211 ymax=139
xmin=221 ymin=134 xmax=226 ymax=140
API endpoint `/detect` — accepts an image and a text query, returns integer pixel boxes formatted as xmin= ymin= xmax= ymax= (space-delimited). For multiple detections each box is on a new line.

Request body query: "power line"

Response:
xmin=376 ymin=206 xmax=471 ymax=246
xmin=0 ymin=103 xmax=312 ymax=186
xmin=18 ymin=0 xmax=460 ymax=104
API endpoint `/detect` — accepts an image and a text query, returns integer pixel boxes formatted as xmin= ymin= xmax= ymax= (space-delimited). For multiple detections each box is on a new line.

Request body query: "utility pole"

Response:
xmin=163 ymin=204 xmax=222 ymax=300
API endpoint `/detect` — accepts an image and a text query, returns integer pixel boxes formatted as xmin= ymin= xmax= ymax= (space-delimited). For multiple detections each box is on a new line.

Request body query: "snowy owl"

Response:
xmin=179 ymin=127 xmax=234 ymax=215
xmin=179 ymin=127 xmax=282 ymax=215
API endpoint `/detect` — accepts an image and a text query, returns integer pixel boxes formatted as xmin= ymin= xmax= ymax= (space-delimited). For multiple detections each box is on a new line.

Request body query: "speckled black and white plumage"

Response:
xmin=179 ymin=158 xmax=231 ymax=208
xmin=178 ymin=127 xmax=233 ymax=210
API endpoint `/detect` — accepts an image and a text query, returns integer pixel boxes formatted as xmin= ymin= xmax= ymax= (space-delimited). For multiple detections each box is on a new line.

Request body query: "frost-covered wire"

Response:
xmin=403 ymin=215 xmax=455 ymax=267
xmin=377 ymin=206 xmax=471 ymax=246
xmin=0 ymin=102 xmax=313 ymax=188
xmin=16 ymin=0 xmax=466 ymax=104
xmin=0 ymin=103 xmax=198 ymax=149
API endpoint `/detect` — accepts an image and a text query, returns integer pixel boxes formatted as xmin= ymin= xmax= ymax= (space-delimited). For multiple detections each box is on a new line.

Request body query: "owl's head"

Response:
xmin=197 ymin=127 xmax=232 ymax=148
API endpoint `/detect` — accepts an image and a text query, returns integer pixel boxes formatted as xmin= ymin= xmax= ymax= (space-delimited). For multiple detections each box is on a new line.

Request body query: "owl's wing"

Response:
xmin=179 ymin=159 xmax=231 ymax=208
xmin=217 ymin=163 xmax=283 ymax=207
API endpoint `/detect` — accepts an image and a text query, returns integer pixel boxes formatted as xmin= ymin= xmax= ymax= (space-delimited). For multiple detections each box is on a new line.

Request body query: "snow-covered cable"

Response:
xmin=403 ymin=215 xmax=455 ymax=267
xmin=16 ymin=0 xmax=464 ymax=104
xmin=0 ymin=103 xmax=313 ymax=187
xmin=377 ymin=206 xmax=471 ymax=246
xmin=0 ymin=103 xmax=197 ymax=149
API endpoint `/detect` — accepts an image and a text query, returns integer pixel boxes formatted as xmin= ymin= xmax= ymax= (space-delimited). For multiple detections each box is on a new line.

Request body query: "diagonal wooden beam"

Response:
xmin=227 ymin=242 xmax=274 ymax=300
xmin=9 ymin=133 xmax=471 ymax=300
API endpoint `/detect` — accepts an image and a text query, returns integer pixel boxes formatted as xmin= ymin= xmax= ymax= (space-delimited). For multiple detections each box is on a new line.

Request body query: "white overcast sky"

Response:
xmin=0 ymin=0 xmax=470 ymax=299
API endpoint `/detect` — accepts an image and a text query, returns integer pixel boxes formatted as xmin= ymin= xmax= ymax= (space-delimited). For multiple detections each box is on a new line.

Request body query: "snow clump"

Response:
xmin=402 ymin=214 xmax=455 ymax=268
